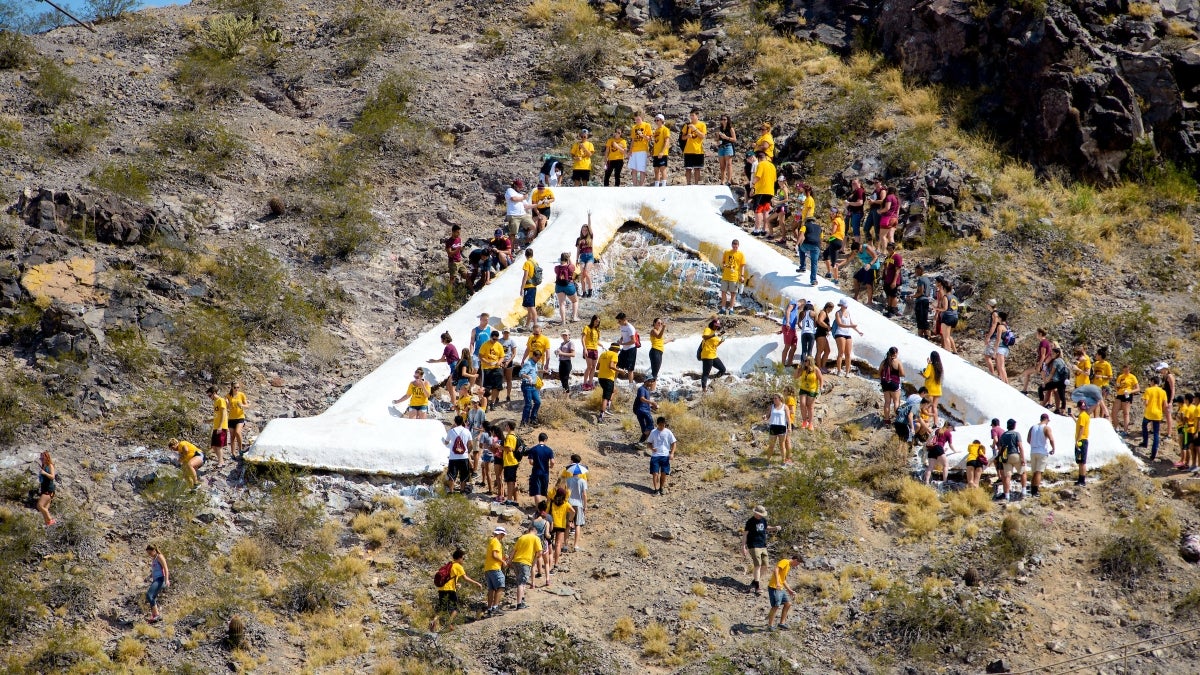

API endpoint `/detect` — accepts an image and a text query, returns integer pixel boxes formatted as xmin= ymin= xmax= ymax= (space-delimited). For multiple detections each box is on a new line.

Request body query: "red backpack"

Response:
xmin=434 ymin=561 xmax=455 ymax=587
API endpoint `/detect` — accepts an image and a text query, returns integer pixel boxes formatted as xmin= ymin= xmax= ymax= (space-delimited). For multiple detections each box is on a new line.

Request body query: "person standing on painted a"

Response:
xmin=651 ymin=113 xmax=671 ymax=186
xmin=519 ymin=248 xmax=540 ymax=328
xmin=719 ymin=239 xmax=746 ymax=316
xmin=750 ymin=149 xmax=776 ymax=237
xmin=681 ymin=108 xmax=707 ymax=185
xmin=629 ymin=112 xmax=652 ymax=186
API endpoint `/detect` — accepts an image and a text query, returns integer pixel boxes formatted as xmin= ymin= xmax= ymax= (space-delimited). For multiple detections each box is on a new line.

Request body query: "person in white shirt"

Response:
xmin=504 ymin=179 xmax=535 ymax=245
xmin=647 ymin=416 xmax=677 ymax=496
xmin=1026 ymin=413 xmax=1056 ymax=497
xmin=616 ymin=312 xmax=637 ymax=385
xmin=443 ymin=415 xmax=473 ymax=494
xmin=563 ymin=454 xmax=588 ymax=552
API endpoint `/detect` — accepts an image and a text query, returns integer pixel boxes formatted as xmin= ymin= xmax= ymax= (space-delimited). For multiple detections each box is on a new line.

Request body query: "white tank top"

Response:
xmin=800 ymin=312 xmax=816 ymax=335
xmin=769 ymin=404 xmax=789 ymax=426
xmin=1029 ymin=423 xmax=1049 ymax=455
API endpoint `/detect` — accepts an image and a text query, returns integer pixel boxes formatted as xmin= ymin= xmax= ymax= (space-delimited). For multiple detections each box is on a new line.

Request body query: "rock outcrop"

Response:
xmin=7 ymin=188 xmax=188 ymax=246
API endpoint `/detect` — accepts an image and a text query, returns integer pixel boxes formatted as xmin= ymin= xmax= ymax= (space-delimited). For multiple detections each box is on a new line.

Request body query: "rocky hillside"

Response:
xmin=0 ymin=0 xmax=1199 ymax=672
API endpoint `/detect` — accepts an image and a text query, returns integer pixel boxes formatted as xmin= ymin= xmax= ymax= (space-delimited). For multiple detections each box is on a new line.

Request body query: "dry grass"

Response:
xmin=524 ymin=0 xmax=598 ymax=36
xmin=896 ymin=479 xmax=941 ymax=538
xmin=701 ymin=467 xmax=726 ymax=482
xmin=113 ymin=636 xmax=145 ymax=664
xmin=944 ymin=487 xmax=993 ymax=518
xmin=1166 ymin=19 xmax=1196 ymax=37
xmin=1128 ymin=2 xmax=1156 ymax=18
xmin=634 ymin=542 xmax=650 ymax=559
xmin=610 ymin=615 xmax=636 ymax=642
xmin=641 ymin=621 xmax=670 ymax=658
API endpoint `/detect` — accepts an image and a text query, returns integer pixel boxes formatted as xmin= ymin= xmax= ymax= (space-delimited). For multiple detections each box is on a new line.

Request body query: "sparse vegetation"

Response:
xmin=419 ymin=494 xmax=480 ymax=551
xmin=47 ymin=110 xmax=109 ymax=156
xmin=87 ymin=0 xmax=141 ymax=21
xmin=0 ymin=30 xmax=34 ymax=71
xmin=31 ymin=59 xmax=79 ymax=110
xmin=107 ymin=325 xmax=158 ymax=373
xmin=89 ymin=159 xmax=155 ymax=199
xmin=171 ymin=305 xmax=246 ymax=380
xmin=151 ymin=112 xmax=245 ymax=173
xmin=862 ymin=581 xmax=1003 ymax=660
xmin=1096 ymin=512 xmax=1176 ymax=587
xmin=759 ymin=446 xmax=854 ymax=541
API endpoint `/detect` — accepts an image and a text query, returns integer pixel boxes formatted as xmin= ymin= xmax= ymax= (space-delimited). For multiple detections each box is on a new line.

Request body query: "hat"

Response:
xmin=804 ymin=302 xmax=814 ymax=310
xmin=745 ymin=150 xmax=755 ymax=157
xmin=580 ymin=128 xmax=590 ymax=135
xmin=502 ymin=328 xmax=511 ymax=334
xmin=609 ymin=342 xmax=620 ymax=350
xmin=830 ymin=206 xmax=840 ymax=212
xmin=561 ymin=330 xmax=570 ymax=336
xmin=654 ymin=113 xmax=665 ymax=121
xmin=753 ymin=505 xmax=768 ymax=517
xmin=493 ymin=526 xmax=507 ymax=535
xmin=987 ymin=298 xmax=998 ymax=307
xmin=837 ymin=298 xmax=849 ymax=307
xmin=1155 ymin=361 xmax=1169 ymax=371
xmin=494 ymin=228 xmax=504 ymax=237
xmin=644 ymin=376 xmax=657 ymax=383
xmin=513 ymin=179 xmax=525 ymax=189
xmin=470 ymin=395 xmax=480 ymax=403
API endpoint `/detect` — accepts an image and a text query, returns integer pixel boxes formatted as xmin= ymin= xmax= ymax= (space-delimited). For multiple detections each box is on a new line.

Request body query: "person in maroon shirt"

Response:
xmin=880 ymin=243 xmax=903 ymax=318
xmin=878 ymin=185 xmax=900 ymax=250
xmin=445 ymin=225 xmax=468 ymax=285
xmin=1019 ymin=328 xmax=1053 ymax=395
xmin=845 ymin=178 xmax=866 ymax=244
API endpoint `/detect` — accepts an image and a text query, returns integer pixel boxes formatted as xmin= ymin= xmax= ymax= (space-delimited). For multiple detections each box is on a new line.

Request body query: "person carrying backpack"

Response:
xmin=994 ymin=419 xmax=1026 ymax=501
xmin=1039 ymin=347 xmax=1070 ymax=414
xmin=431 ymin=548 xmax=483 ymax=632
xmin=443 ymin=415 xmax=473 ymax=495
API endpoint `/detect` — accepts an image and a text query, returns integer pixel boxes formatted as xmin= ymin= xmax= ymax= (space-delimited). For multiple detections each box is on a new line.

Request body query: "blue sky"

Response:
xmin=35 ymin=0 xmax=187 ymax=15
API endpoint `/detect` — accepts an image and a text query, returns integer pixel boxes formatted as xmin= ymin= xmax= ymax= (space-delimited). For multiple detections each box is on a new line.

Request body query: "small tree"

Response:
xmin=87 ymin=0 xmax=142 ymax=21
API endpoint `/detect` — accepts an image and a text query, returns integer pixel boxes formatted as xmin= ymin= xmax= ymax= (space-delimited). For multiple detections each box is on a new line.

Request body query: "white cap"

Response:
xmin=1155 ymin=361 xmax=1169 ymax=371
xmin=493 ymin=526 xmax=507 ymax=535
xmin=654 ymin=113 xmax=665 ymax=121
xmin=837 ymin=298 xmax=849 ymax=307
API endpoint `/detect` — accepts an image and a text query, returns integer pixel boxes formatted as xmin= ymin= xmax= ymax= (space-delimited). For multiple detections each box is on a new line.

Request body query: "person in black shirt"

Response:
xmin=742 ymin=505 xmax=781 ymax=594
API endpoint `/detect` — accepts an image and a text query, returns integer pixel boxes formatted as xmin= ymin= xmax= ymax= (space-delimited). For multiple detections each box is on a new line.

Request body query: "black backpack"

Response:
xmin=530 ymin=263 xmax=543 ymax=286
xmin=512 ymin=435 xmax=528 ymax=461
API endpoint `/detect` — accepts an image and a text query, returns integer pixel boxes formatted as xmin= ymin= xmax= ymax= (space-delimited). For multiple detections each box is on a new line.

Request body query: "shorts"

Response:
xmin=720 ymin=279 xmax=740 ymax=294
xmin=585 ymin=349 xmax=599 ymax=360
xmin=571 ymin=169 xmax=591 ymax=183
xmin=823 ymin=239 xmax=843 ymax=263
xmin=1006 ymin=453 xmax=1024 ymax=469
xmin=211 ymin=429 xmax=228 ymax=448
xmin=571 ymin=503 xmax=586 ymax=526
xmin=914 ymin=298 xmax=931 ymax=331
xmin=652 ymin=156 xmax=668 ymax=168
xmin=629 ymin=151 xmax=648 ymax=172
xmin=854 ymin=267 xmax=876 ymax=285
xmin=880 ymin=215 xmax=897 ymax=230
xmin=485 ymin=570 xmax=506 ymax=591
xmin=599 ymin=378 xmax=615 ymax=401
xmin=529 ymin=473 xmax=549 ymax=497
xmin=650 ymin=455 xmax=671 ymax=475
xmin=555 ymin=282 xmax=578 ymax=296
xmin=894 ymin=422 xmax=912 ymax=443
xmin=781 ymin=325 xmax=797 ymax=346
xmin=535 ymin=207 xmax=551 ymax=220
xmin=408 ymin=405 xmax=428 ymax=413
xmin=455 ymin=378 xmax=470 ymax=389
xmin=436 ymin=590 xmax=458 ymax=613
xmin=522 ymin=287 xmax=537 ymax=308
xmin=617 ymin=348 xmax=637 ymax=372
xmin=926 ymin=445 xmax=945 ymax=460
xmin=967 ymin=458 xmax=987 ymax=468
xmin=229 ymin=418 xmax=245 ymax=429
xmin=717 ymin=144 xmax=735 ymax=157
xmin=503 ymin=465 xmax=518 ymax=482
xmin=881 ymin=381 xmax=900 ymax=393
xmin=752 ymin=194 xmax=773 ymax=213
xmin=579 ymin=252 xmax=594 ymax=264
xmin=449 ymin=259 xmax=467 ymax=279
xmin=883 ymin=283 xmax=899 ymax=299
xmin=483 ymin=369 xmax=503 ymax=390
xmin=1029 ymin=453 xmax=1048 ymax=473
xmin=996 ymin=346 xmax=1009 ymax=357
xmin=505 ymin=213 xmax=534 ymax=235
xmin=769 ymin=424 xmax=787 ymax=436
xmin=1116 ymin=393 xmax=1133 ymax=403
xmin=940 ymin=311 xmax=959 ymax=328
xmin=768 ymin=587 xmax=790 ymax=608
xmin=683 ymin=153 xmax=704 ymax=168
xmin=1074 ymin=439 xmax=1089 ymax=465
xmin=749 ymin=548 xmax=768 ymax=566
xmin=512 ymin=562 xmax=532 ymax=587
xmin=799 ymin=389 xmax=818 ymax=399
xmin=481 ymin=451 xmax=494 ymax=464
xmin=448 ymin=459 xmax=471 ymax=482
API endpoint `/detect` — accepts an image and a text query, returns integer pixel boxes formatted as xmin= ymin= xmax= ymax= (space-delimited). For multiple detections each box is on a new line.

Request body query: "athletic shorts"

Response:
xmin=585 ymin=349 xmax=599 ymax=360
xmin=650 ymin=455 xmax=671 ymax=475
xmin=1074 ymin=439 xmax=1089 ymax=466
xmin=1116 ymin=394 xmax=1133 ymax=403
xmin=720 ymin=279 xmax=740 ymax=294
xmin=652 ymin=156 xmax=668 ymax=168
xmin=408 ymin=405 xmax=428 ymax=413
xmin=617 ymin=348 xmax=637 ymax=372
xmin=879 ymin=215 xmax=897 ymax=230
xmin=894 ymin=422 xmax=912 ymax=443
xmin=769 ymin=424 xmax=787 ymax=436
xmin=522 ymin=287 xmax=537 ymax=308
xmin=823 ymin=239 xmax=843 ymax=263
xmin=448 ymin=459 xmax=471 ymax=482
xmin=781 ymin=325 xmax=797 ymax=346
xmin=881 ymin=381 xmax=900 ymax=392
xmin=483 ymin=368 xmax=503 ymax=390
xmin=884 ymin=283 xmax=899 ymax=298
xmin=629 ymin=151 xmax=648 ymax=172
xmin=854 ymin=267 xmax=876 ymax=285
xmin=485 ymin=570 xmax=505 ymax=591
xmin=535 ymin=207 xmax=551 ymax=219
xmin=941 ymin=311 xmax=959 ymax=328
xmin=967 ymin=458 xmax=987 ymax=468
xmin=211 ymin=429 xmax=228 ymax=448
xmin=511 ymin=562 xmax=532 ymax=587
xmin=683 ymin=153 xmax=704 ymax=168
xmin=926 ymin=445 xmax=945 ymax=460
xmin=571 ymin=169 xmax=591 ymax=183
xmin=529 ymin=473 xmax=549 ymax=497
xmin=800 ymin=389 xmax=818 ymax=399
xmin=436 ymin=590 xmax=458 ymax=613
xmin=599 ymin=377 xmax=615 ymax=401
xmin=768 ymin=587 xmax=790 ymax=607
xmin=503 ymin=465 xmax=518 ymax=482
xmin=752 ymin=194 xmax=772 ymax=213
xmin=1029 ymin=453 xmax=1048 ymax=473
xmin=571 ymin=503 xmax=585 ymax=526
xmin=229 ymin=418 xmax=245 ymax=428
xmin=555 ymin=282 xmax=577 ymax=296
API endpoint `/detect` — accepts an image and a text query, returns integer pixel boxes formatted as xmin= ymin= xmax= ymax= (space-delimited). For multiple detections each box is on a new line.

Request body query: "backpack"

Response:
xmin=996 ymin=430 xmax=1020 ymax=464
xmin=895 ymin=402 xmax=913 ymax=424
xmin=434 ymin=561 xmax=455 ymax=587
xmin=555 ymin=264 xmax=572 ymax=283
xmin=633 ymin=332 xmax=641 ymax=348
xmin=512 ymin=435 xmax=528 ymax=461
xmin=1001 ymin=328 xmax=1017 ymax=348
xmin=451 ymin=433 xmax=468 ymax=457
xmin=530 ymin=263 xmax=543 ymax=285
xmin=1053 ymin=359 xmax=1070 ymax=383
xmin=696 ymin=340 xmax=704 ymax=361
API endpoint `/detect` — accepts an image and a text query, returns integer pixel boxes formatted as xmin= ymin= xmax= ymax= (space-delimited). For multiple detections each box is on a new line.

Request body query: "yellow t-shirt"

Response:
xmin=1074 ymin=355 xmax=1092 ymax=387
xmin=798 ymin=369 xmax=818 ymax=393
xmin=511 ymin=533 xmax=543 ymax=566
xmin=1115 ymin=373 xmax=1138 ymax=396
xmin=407 ymin=381 xmax=429 ymax=407
xmin=922 ymin=364 xmax=943 ymax=398
xmin=753 ymin=160 xmax=776 ymax=196
xmin=522 ymin=259 xmax=537 ymax=289
xmin=606 ymin=138 xmax=628 ymax=161
xmin=484 ymin=537 xmax=504 ymax=572
xmin=1143 ymin=386 xmax=1166 ymax=422
xmin=531 ymin=187 xmax=554 ymax=209
xmin=700 ymin=327 xmax=721 ymax=360
xmin=456 ymin=394 xmax=472 ymax=413
xmin=768 ymin=558 xmax=790 ymax=590
xmin=227 ymin=392 xmax=247 ymax=420
xmin=829 ymin=215 xmax=845 ymax=241
xmin=650 ymin=331 xmax=665 ymax=352
xmin=801 ymin=194 xmax=815 ymax=221
xmin=630 ymin=121 xmax=652 ymax=153
xmin=571 ymin=140 xmax=595 ymax=170
xmin=1091 ymin=359 xmax=1113 ymax=388
xmin=211 ymin=397 xmax=228 ymax=431
xmin=1185 ymin=403 xmax=1199 ymax=433
xmin=526 ymin=334 xmax=550 ymax=359
xmin=480 ymin=340 xmax=506 ymax=369
xmin=597 ymin=350 xmax=618 ymax=380
xmin=785 ymin=395 xmax=797 ymax=424
xmin=437 ymin=561 xmax=465 ymax=591
xmin=176 ymin=440 xmax=200 ymax=463
xmin=721 ymin=249 xmax=746 ymax=283
xmin=652 ymin=125 xmax=670 ymax=156
xmin=549 ymin=500 xmax=573 ymax=529
xmin=683 ymin=121 xmax=707 ymax=154
xmin=582 ymin=326 xmax=601 ymax=351
xmin=1076 ymin=411 xmax=1090 ymax=442
xmin=503 ymin=433 xmax=519 ymax=467
xmin=756 ymin=132 xmax=775 ymax=159
xmin=966 ymin=441 xmax=986 ymax=462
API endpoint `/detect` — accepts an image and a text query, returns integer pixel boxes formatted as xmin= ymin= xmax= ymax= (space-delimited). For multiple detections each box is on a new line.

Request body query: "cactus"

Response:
xmin=227 ymin=614 xmax=246 ymax=649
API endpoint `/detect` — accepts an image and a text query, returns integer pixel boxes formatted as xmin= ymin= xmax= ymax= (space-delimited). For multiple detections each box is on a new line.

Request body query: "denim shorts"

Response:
xmin=555 ymin=282 xmax=577 ymax=296
xmin=650 ymin=455 xmax=671 ymax=475
xmin=717 ymin=143 xmax=735 ymax=157
xmin=485 ymin=570 xmax=506 ymax=590
xmin=768 ymin=587 xmax=790 ymax=607
xmin=579 ymin=252 xmax=594 ymax=264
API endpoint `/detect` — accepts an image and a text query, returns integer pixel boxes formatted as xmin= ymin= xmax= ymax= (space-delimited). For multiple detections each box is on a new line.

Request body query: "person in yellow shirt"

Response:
xmin=766 ymin=555 xmax=801 ymax=630
xmin=603 ymin=128 xmax=628 ymax=187
xmin=1074 ymin=401 xmax=1091 ymax=485
xmin=569 ymin=128 xmax=595 ymax=185
xmin=1091 ymin=346 xmax=1113 ymax=418
xmin=479 ymin=333 xmax=507 ymax=407
xmin=506 ymin=524 xmax=544 ymax=609
xmin=519 ymin=248 xmax=540 ymax=328
xmin=754 ymin=121 xmax=775 ymax=159
xmin=392 ymin=369 xmax=431 ymax=420
xmin=523 ymin=323 xmax=551 ymax=372
xmin=629 ymin=112 xmax=652 ymax=185
xmin=1113 ymin=364 xmax=1139 ymax=433
xmin=750 ymin=149 xmax=776 ymax=236
xmin=1072 ymin=346 xmax=1092 ymax=388
xmin=1142 ymin=376 xmax=1167 ymax=460
xmin=530 ymin=181 xmax=555 ymax=233
xmin=431 ymin=547 xmax=482 ymax=632
xmin=719 ymin=239 xmax=746 ymax=315
xmin=681 ymin=108 xmax=707 ymax=185
xmin=547 ymin=487 xmax=576 ymax=574
xmin=965 ymin=439 xmax=987 ymax=488
xmin=207 ymin=386 xmax=229 ymax=466
xmin=226 ymin=381 xmax=248 ymax=460
xmin=648 ymin=317 xmax=673 ymax=380
xmin=596 ymin=343 xmax=623 ymax=419
xmin=483 ymin=527 xmax=507 ymax=615
xmin=1183 ymin=393 xmax=1200 ymax=473
xmin=651 ymin=113 xmax=671 ymax=186
xmin=169 ymin=438 xmax=204 ymax=487
xmin=581 ymin=315 xmax=602 ymax=391
xmin=501 ymin=421 xmax=521 ymax=504
xmin=823 ymin=206 xmax=846 ymax=280
xmin=700 ymin=317 xmax=727 ymax=393
xmin=922 ymin=352 xmax=945 ymax=428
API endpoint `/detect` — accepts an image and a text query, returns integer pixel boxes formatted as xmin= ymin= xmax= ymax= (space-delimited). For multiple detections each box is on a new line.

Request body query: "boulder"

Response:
xmin=684 ymin=41 xmax=728 ymax=82
xmin=8 ymin=188 xmax=188 ymax=245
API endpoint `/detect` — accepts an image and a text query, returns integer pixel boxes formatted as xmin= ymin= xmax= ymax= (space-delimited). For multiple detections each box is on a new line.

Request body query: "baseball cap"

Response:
xmin=745 ymin=150 xmax=755 ymax=157
xmin=561 ymin=330 xmax=570 ymax=336
xmin=1155 ymin=361 xmax=1169 ymax=371
xmin=753 ymin=505 xmax=767 ymax=517
xmin=654 ymin=113 xmax=665 ymax=121
xmin=494 ymin=228 xmax=504 ymax=237
xmin=502 ymin=328 xmax=511 ymax=334
xmin=987 ymin=298 xmax=998 ymax=307
xmin=513 ymin=179 xmax=524 ymax=189
xmin=837 ymin=298 xmax=849 ymax=307
xmin=609 ymin=342 xmax=620 ymax=350
xmin=493 ymin=526 xmax=507 ymax=535
xmin=580 ymin=128 xmax=589 ymax=135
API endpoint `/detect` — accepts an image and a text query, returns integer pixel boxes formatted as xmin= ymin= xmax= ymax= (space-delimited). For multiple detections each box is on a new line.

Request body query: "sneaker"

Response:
xmin=767 ymin=625 xmax=775 ymax=632
xmin=1175 ymin=462 xmax=1188 ymax=469
xmin=516 ymin=602 xmax=527 ymax=610
xmin=45 ymin=518 xmax=57 ymax=527
xmin=1190 ymin=466 xmax=1200 ymax=474
xmin=750 ymin=580 xmax=759 ymax=592
xmin=777 ymin=623 xmax=789 ymax=630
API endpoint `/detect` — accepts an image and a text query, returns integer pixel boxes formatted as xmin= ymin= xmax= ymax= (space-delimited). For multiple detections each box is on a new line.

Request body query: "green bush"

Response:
xmin=175 ymin=46 xmax=248 ymax=103
xmin=1175 ymin=585 xmax=1200 ymax=619
xmin=46 ymin=110 xmax=108 ymax=156
xmin=89 ymin=159 xmax=155 ymax=200
xmin=0 ymin=30 xmax=34 ymax=71
xmin=151 ymin=112 xmax=245 ymax=173
xmin=212 ymin=0 xmax=283 ymax=20
xmin=1096 ymin=516 xmax=1170 ymax=587
xmin=987 ymin=514 xmax=1044 ymax=571
xmin=123 ymin=387 xmax=201 ymax=442
xmin=330 ymin=0 xmax=407 ymax=76
xmin=197 ymin=13 xmax=259 ymax=59
xmin=87 ymin=0 xmax=141 ymax=21
xmin=32 ymin=59 xmax=79 ymax=110
xmin=0 ymin=114 xmax=19 ymax=149
xmin=758 ymin=447 xmax=855 ymax=541
xmin=210 ymin=244 xmax=325 ymax=339
xmin=262 ymin=490 xmax=321 ymax=546
xmin=171 ymin=305 xmax=246 ymax=380
xmin=279 ymin=552 xmax=347 ymax=613
xmin=603 ymin=258 xmax=705 ymax=328
xmin=107 ymin=325 xmax=159 ymax=373
xmin=408 ymin=275 xmax=469 ymax=319
xmin=861 ymin=583 xmax=1003 ymax=660
xmin=309 ymin=192 xmax=381 ymax=261
xmin=419 ymin=494 xmax=480 ymax=551
xmin=1072 ymin=303 xmax=1158 ymax=371
xmin=142 ymin=473 xmax=207 ymax=519
xmin=0 ymin=368 xmax=38 ymax=446
xmin=0 ymin=471 xmax=33 ymax=503
xmin=352 ymin=72 xmax=412 ymax=145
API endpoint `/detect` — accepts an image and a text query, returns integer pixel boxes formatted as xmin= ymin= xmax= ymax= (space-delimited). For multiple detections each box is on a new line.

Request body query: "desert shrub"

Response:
xmin=0 ymin=507 xmax=41 ymax=637
xmin=0 ymin=471 xmax=33 ymax=503
xmin=987 ymin=514 xmax=1043 ymax=570
xmin=759 ymin=447 xmax=854 ymax=541
xmin=408 ymin=275 xmax=469 ymax=318
xmin=279 ymin=552 xmax=349 ymax=613
xmin=419 ymin=493 xmax=479 ymax=550
xmin=604 ymin=259 xmax=705 ymax=328
xmin=196 ymin=13 xmax=258 ymax=59
xmin=212 ymin=0 xmax=282 ymax=20
xmin=539 ymin=79 xmax=614 ymax=141
xmin=87 ymin=0 xmax=141 ymax=21
xmin=506 ymin=624 xmax=597 ymax=674
xmin=309 ymin=192 xmax=381 ymax=261
xmin=142 ymin=473 xmax=207 ymax=519
xmin=0 ymin=30 xmax=34 ymax=70
xmin=353 ymin=72 xmax=411 ymax=144
xmin=1072 ymin=303 xmax=1158 ymax=372
xmin=0 ymin=114 xmax=19 ymax=148
xmin=896 ymin=479 xmax=940 ymax=538
xmin=210 ymin=244 xmax=324 ymax=339
xmin=1096 ymin=512 xmax=1177 ymax=587
xmin=108 ymin=325 xmax=158 ymax=373
xmin=861 ymin=582 xmax=1003 ymax=660
xmin=944 ymin=486 xmax=993 ymax=518
xmin=175 ymin=46 xmax=248 ymax=103
xmin=1174 ymin=585 xmax=1200 ymax=619
xmin=89 ymin=159 xmax=155 ymax=200
xmin=262 ymin=490 xmax=322 ymax=546
xmin=152 ymin=112 xmax=245 ymax=173
xmin=610 ymin=616 xmax=635 ymax=642
xmin=15 ymin=628 xmax=109 ymax=672
xmin=123 ymin=387 xmax=201 ymax=441
xmin=330 ymin=0 xmax=407 ymax=76
xmin=32 ymin=59 xmax=79 ymax=110
xmin=112 ymin=635 xmax=145 ymax=664
xmin=171 ymin=305 xmax=246 ymax=379
xmin=0 ymin=385 xmax=31 ymax=447
xmin=47 ymin=110 xmax=109 ymax=156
